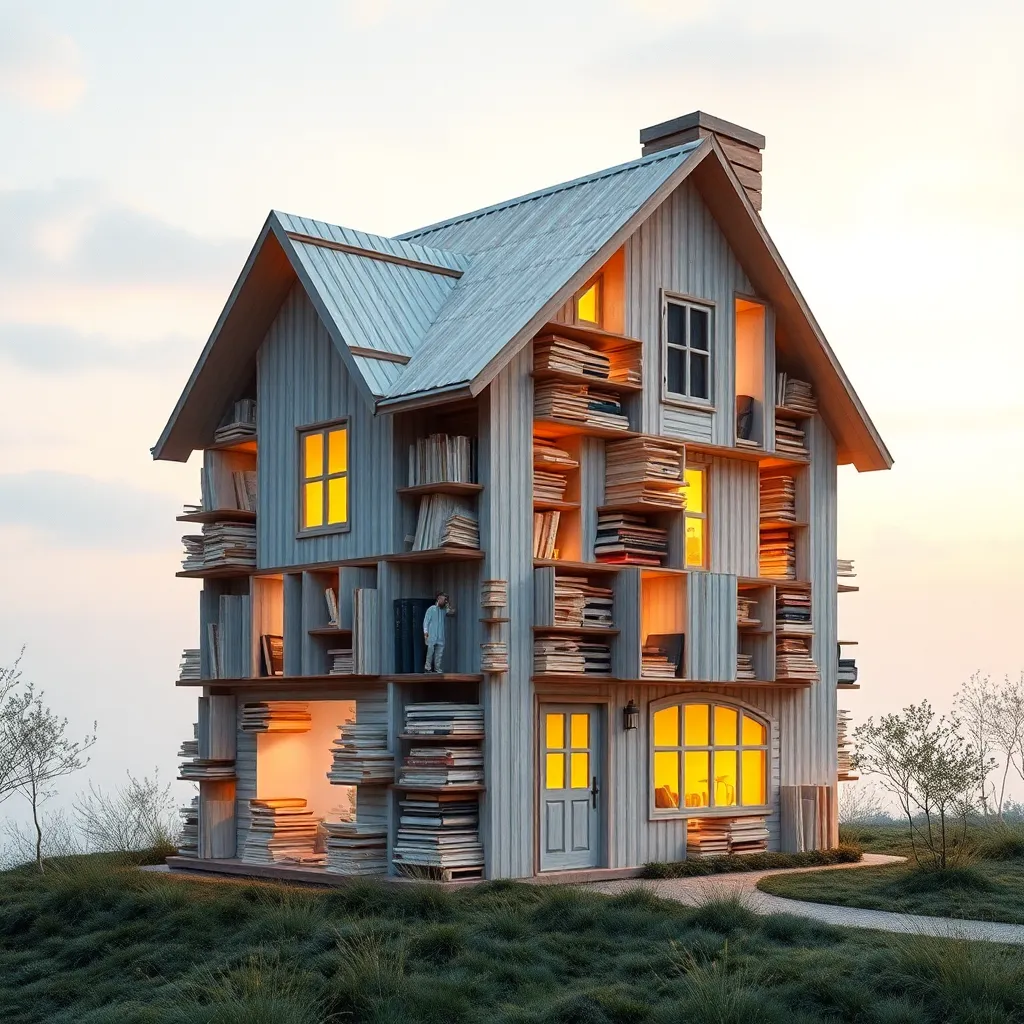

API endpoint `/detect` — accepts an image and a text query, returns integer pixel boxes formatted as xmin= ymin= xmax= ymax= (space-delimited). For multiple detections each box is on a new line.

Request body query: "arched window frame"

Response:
xmin=648 ymin=694 xmax=772 ymax=819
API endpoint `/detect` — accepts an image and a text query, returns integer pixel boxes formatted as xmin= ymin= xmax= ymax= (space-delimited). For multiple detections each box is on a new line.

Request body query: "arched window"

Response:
xmin=651 ymin=700 xmax=768 ymax=813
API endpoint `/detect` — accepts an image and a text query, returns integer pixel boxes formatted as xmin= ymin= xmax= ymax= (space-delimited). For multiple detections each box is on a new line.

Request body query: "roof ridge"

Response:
xmin=397 ymin=140 xmax=703 ymax=241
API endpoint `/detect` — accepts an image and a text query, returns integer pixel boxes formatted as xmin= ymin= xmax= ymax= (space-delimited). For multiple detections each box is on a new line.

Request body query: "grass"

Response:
xmin=641 ymin=844 xmax=862 ymax=878
xmin=758 ymin=822 xmax=1024 ymax=925
xmin=1 ymin=851 xmax=1023 ymax=1022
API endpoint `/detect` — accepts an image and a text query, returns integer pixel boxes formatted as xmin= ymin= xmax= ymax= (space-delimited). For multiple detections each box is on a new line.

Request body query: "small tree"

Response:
xmin=0 ymin=652 xmax=35 ymax=803
xmin=75 ymin=769 xmax=179 ymax=853
xmin=955 ymin=673 xmax=1000 ymax=818
xmin=995 ymin=673 xmax=1024 ymax=803
xmin=853 ymin=701 xmax=989 ymax=870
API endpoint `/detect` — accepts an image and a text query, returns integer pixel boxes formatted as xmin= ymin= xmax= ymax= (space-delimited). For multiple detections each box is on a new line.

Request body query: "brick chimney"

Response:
xmin=640 ymin=111 xmax=765 ymax=211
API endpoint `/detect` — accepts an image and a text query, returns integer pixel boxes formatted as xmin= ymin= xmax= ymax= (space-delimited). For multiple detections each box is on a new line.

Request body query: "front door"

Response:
xmin=539 ymin=704 xmax=603 ymax=871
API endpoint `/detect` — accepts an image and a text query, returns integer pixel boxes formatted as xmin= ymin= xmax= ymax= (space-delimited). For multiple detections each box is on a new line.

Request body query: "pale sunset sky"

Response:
xmin=1 ymin=0 xmax=1021 ymax=806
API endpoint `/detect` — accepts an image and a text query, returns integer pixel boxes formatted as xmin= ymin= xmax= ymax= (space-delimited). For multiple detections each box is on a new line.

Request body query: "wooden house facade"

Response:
xmin=156 ymin=111 xmax=890 ymax=882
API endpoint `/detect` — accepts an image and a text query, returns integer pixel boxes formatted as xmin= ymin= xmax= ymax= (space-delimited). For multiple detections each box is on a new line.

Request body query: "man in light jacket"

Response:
xmin=423 ymin=591 xmax=455 ymax=673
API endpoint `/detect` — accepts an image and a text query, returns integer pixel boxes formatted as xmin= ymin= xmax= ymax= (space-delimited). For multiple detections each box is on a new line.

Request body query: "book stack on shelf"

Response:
xmin=533 ymin=509 xmax=561 ymax=558
xmin=197 ymin=468 xmax=257 ymax=513
xmin=534 ymin=380 xmax=630 ymax=431
xmin=534 ymin=333 xmax=611 ymax=378
xmin=323 ymin=820 xmax=388 ymax=875
xmin=578 ymin=641 xmax=612 ymax=674
xmin=534 ymin=636 xmax=585 ymax=674
xmin=687 ymin=816 xmax=769 ymax=857
xmin=259 ymin=634 xmax=284 ymax=677
xmin=412 ymin=494 xmax=480 ymax=550
xmin=398 ymin=746 xmax=484 ymax=788
xmin=184 ymin=522 xmax=257 ymax=570
xmin=240 ymin=702 xmax=312 ymax=733
xmin=759 ymin=531 xmax=796 ymax=579
xmin=759 ymin=473 xmax=797 ymax=579
xmin=404 ymin=703 xmax=484 ymax=737
xmin=328 ymin=648 xmax=354 ymax=675
xmin=181 ymin=536 xmax=204 ymax=572
xmin=534 ymin=467 xmax=570 ymax=503
xmin=533 ymin=439 xmax=579 ymax=471
xmin=595 ymin=511 xmax=667 ymax=565
xmin=177 ymin=797 xmax=199 ymax=858
xmin=213 ymin=399 xmax=257 ymax=445
xmin=480 ymin=579 xmax=508 ymax=609
xmin=604 ymin=437 xmax=686 ymax=510
xmin=776 ymin=637 xmax=819 ymax=681
xmin=737 ymin=596 xmax=761 ymax=629
xmin=736 ymin=652 xmax=756 ymax=680
xmin=774 ymin=416 xmax=808 ymax=458
xmin=776 ymin=374 xmax=817 ymax=414
xmin=241 ymin=798 xmax=325 ymax=866
xmin=408 ymin=433 xmax=477 ymax=485
xmin=480 ymin=642 xmax=508 ymax=673
xmin=837 ymin=710 xmax=855 ymax=780
xmin=178 ymin=648 xmax=201 ymax=680
xmin=326 ymin=723 xmax=394 ymax=785
xmin=641 ymin=646 xmax=678 ymax=679
xmin=554 ymin=576 xmax=614 ymax=628
xmin=393 ymin=793 xmax=484 ymax=878
xmin=760 ymin=473 xmax=796 ymax=523
xmin=776 ymin=591 xmax=812 ymax=634
xmin=838 ymin=558 xmax=856 ymax=578
xmin=178 ymin=758 xmax=234 ymax=781
xmin=838 ymin=657 xmax=859 ymax=686
xmin=177 ymin=725 xmax=199 ymax=761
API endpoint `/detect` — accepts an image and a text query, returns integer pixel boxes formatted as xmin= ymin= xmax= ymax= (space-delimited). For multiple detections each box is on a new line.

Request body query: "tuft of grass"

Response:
xmin=641 ymin=844 xmax=862 ymax=879
xmin=687 ymin=889 xmax=760 ymax=935
xmin=976 ymin=824 xmax=1024 ymax=862
xmin=899 ymin=866 xmax=995 ymax=895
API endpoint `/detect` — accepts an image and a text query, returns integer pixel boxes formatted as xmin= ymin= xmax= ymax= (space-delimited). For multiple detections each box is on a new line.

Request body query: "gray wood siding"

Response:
xmin=710 ymin=457 xmax=759 ymax=576
xmin=257 ymin=283 xmax=394 ymax=570
xmin=687 ymin=572 xmax=738 ymax=681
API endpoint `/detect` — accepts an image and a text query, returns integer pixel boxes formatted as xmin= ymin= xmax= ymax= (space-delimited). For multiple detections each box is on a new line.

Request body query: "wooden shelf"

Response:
xmin=530 ymin=368 xmax=642 ymax=394
xmin=776 ymin=629 xmax=815 ymax=639
xmin=537 ymin=321 xmax=643 ymax=352
xmin=639 ymin=565 xmax=688 ymax=576
xmin=759 ymin=520 xmax=808 ymax=531
xmin=389 ymin=784 xmax=486 ymax=793
xmin=681 ymin=439 xmax=809 ymax=468
xmin=532 ymin=674 xmax=813 ymax=689
xmin=532 ymin=674 xmax=618 ymax=683
xmin=383 ymin=548 xmax=485 ymax=564
xmin=776 ymin=405 xmax=816 ymax=421
xmin=838 ymin=583 xmax=860 ymax=593
xmin=837 ymin=682 xmax=861 ymax=690
xmin=479 ymin=617 xmax=510 ymax=624
xmin=838 ymin=640 xmax=859 ymax=646
xmin=532 ymin=626 xmax=620 ymax=637
xmin=389 ymin=673 xmax=484 ymax=682
xmin=533 ymin=455 xmax=580 ymax=471
xmin=738 ymin=577 xmax=811 ymax=591
xmin=397 ymin=482 xmax=483 ymax=498
xmin=206 ymin=437 xmax=257 ymax=454
xmin=176 ymin=565 xmax=256 ymax=580
xmin=308 ymin=626 xmax=352 ymax=637
xmin=739 ymin=628 xmax=773 ymax=635
xmin=176 ymin=674 xmax=381 ymax=689
xmin=533 ymin=498 xmax=580 ymax=512
xmin=177 ymin=509 xmax=256 ymax=525
xmin=398 ymin=733 xmax=486 ymax=743
xmin=533 ymin=417 xmax=639 ymax=441
xmin=534 ymin=558 xmax=621 ymax=574
xmin=838 ymin=775 xmax=860 ymax=782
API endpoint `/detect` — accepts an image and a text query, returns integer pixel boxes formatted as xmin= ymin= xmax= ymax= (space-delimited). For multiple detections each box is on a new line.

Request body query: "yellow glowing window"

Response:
xmin=684 ymin=466 xmax=707 ymax=568
xmin=576 ymin=277 xmax=601 ymax=325
xmin=570 ymin=752 xmax=589 ymax=789
xmin=546 ymin=752 xmax=565 ymax=789
xmin=300 ymin=422 xmax=349 ymax=532
xmin=570 ymin=714 xmax=589 ymax=749
xmin=546 ymin=713 xmax=564 ymax=750
xmin=652 ymin=701 xmax=769 ymax=814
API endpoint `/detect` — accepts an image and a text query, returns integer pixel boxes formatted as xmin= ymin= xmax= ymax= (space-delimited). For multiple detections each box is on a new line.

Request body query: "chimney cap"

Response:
xmin=640 ymin=111 xmax=765 ymax=151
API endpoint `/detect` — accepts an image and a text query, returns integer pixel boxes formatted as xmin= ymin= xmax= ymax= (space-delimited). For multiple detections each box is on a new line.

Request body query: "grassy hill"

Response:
xmin=1 ymin=851 xmax=1023 ymax=1023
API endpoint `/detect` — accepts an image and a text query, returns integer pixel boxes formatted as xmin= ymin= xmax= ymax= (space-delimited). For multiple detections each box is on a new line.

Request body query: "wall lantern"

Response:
xmin=623 ymin=699 xmax=640 ymax=731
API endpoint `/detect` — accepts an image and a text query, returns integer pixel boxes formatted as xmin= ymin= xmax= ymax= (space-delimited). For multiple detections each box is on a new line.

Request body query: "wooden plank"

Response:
xmin=284 ymin=230 xmax=464 ymax=279
xmin=530 ymin=369 xmax=642 ymax=394
xmin=177 ymin=509 xmax=257 ymax=525
xmin=531 ymin=626 xmax=620 ymax=637
xmin=533 ymin=559 xmax=621 ymax=574
xmin=533 ymin=417 xmax=640 ymax=441
xmin=396 ymin=482 xmax=484 ymax=498
xmin=383 ymin=548 xmax=485 ymax=564
xmin=347 ymin=346 xmax=411 ymax=364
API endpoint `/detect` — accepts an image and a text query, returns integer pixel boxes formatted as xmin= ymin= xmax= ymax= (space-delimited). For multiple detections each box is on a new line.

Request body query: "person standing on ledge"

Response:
xmin=423 ymin=591 xmax=455 ymax=673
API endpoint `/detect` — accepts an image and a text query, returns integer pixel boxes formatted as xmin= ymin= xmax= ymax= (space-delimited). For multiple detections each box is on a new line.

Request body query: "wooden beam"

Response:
xmin=284 ymin=231 xmax=463 ymax=279
xmin=347 ymin=346 xmax=411 ymax=365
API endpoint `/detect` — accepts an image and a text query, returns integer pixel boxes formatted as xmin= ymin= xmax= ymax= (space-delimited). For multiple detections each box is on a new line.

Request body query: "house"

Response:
xmin=156 ymin=110 xmax=891 ymax=882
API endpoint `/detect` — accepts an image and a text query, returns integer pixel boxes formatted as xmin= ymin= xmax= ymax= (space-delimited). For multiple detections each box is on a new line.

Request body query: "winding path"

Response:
xmin=586 ymin=854 xmax=1024 ymax=946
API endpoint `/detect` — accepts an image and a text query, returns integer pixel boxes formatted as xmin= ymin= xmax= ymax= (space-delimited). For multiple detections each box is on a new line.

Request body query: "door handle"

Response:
xmin=591 ymin=776 xmax=600 ymax=809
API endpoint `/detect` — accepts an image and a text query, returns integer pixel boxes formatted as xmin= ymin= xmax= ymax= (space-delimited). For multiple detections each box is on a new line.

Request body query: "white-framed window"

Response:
xmin=651 ymin=698 xmax=768 ymax=815
xmin=298 ymin=420 xmax=349 ymax=535
xmin=663 ymin=297 xmax=712 ymax=403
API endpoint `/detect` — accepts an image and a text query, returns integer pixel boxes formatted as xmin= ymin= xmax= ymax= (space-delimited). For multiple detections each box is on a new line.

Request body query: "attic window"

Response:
xmin=576 ymin=277 xmax=602 ymax=325
xmin=299 ymin=421 xmax=349 ymax=534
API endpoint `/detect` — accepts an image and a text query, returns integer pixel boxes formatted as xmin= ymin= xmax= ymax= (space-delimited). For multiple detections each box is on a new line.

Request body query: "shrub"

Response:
xmin=976 ymin=824 xmax=1024 ymax=861
xmin=898 ymin=866 xmax=995 ymax=895
xmin=640 ymin=845 xmax=862 ymax=879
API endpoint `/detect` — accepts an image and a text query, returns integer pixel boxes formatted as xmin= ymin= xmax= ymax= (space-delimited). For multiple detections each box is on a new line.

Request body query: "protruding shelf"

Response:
xmin=397 ymin=733 xmax=486 ymax=743
xmin=397 ymin=482 xmax=483 ymax=498
xmin=384 ymin=548 xmax=485 ymax=564
xmin=532 ymin=626 xmax=620 ymax=637
xmin=530 ymin=368 xmax=642 ymax=395
xmin=389 ymin=673 xmax=484 ymax=683
xmin=176 ymin=565 xmax=256 ymax=580
xmin=837 ymin=682 xmax=861 ymax=690
xmin=838 ymin=583 xmax=860 ymax=593
xmin=389 ymin=784 xmax=486 ymax=793
xmin=758 ymin=520 xmax=808 ymax=531
xmin=175 ymin=674 xmax=381 ymax=689
xmin=534 ymin=558 xmax=621 ymax=574
xmin=775 ymin=405 xmax=816 ymax=421
xmin=533 ymin=498 xmax=581 ymax=512
xmin=776 ymin=629 xmax=815 ymax=639
xmin=177 ymin=509 xmax=257 ymax=524
xmin=206 ymin=438 xmax=257 ymax=454
xmin=479 ymin=617 xmax=510 ymax=624
xmin=533 ymin=417 xmax=639 ymax=441
xmin=738 ymin=577 xmax=812 ymax=591
xmin=308 ymin=627 xmax=352 ymax=637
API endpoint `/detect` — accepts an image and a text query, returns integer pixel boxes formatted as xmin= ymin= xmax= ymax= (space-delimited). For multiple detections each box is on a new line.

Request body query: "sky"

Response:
xmin=1 ymin=0 xmax=1022 ymax=813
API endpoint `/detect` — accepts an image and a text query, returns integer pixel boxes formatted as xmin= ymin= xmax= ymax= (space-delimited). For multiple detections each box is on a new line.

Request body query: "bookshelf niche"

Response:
xmin=533 ymin=565 xmax=616 ymax=679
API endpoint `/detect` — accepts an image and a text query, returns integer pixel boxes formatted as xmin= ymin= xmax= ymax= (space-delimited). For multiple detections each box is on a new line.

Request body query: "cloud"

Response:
xmin=0 ymin=322 xmax=194 ymax=374
xmin=0 ymin=12 xmax=85 ymax=111
xmin=0 ymin=472 xmax=177 ymax=552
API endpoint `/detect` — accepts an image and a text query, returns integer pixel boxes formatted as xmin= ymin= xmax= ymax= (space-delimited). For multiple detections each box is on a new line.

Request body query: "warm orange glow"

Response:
xmin=328 ymin=427 xmax=348 ymax=474
xmin=684 ymin=704 xmax=709 ymax=746
xmin=304 ymin=481 xmax=324 ymax=529
xmin=304 ymin=433 xmax=323 ymax=479
xmin=684 ymin=467 xmax=703 ymax=513
xmin=742 ymin=749 xmax=766 ymax=804
xmin=570 ymin=713 xmax=589 ymax=749
xmin=570 ymin=752 xmax=589 ymax=789
xmin=301 ymin=425 xmax=349 ymax=531
xmin=714 ymin=750 xmax=738 ymax=806
xmin=577 ymin=279 xmax=600 ymax=324
xmin=653 ymin=706 xmax=679 ymax=747
xmin=742 ymin=714 xmax=767 ymax=746
xmin=546 ymin=752 xmax=564 ymax=789
xmin=654 ymin=751 xmax=679 ymax=807
xmin=546 ymin=713 xmax=564 ymax=749
xmin=686 ymin=519 xmax=705 ymax=568
xmin=328 ymin=476 xmax=348 ymax=525
xmin=714 ymin=706 xmax=738 ymax=746
xmin=684 ymin=751 xmax=710 ymax=807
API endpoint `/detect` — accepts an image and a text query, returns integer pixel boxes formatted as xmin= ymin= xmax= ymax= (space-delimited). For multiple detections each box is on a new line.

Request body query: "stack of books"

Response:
xmin=534 ymin=468 xmax=570 ymax=503
xmin=839 ymin=658 xmax=859 ymax=685
xmin=242 ymin=799 xmax=324 ymax=866
xmin=177 ymin=798 xmax=198 ymax=858
xmin=178 ymin=649 xmax=201 ymax=680
xmin=398 ymin=746 xmax=484 ymax=788
xmin=759 ymin=474 xmax=796 ymax=523
xmin=326 ymin=724 xmax=394 ymax=785
xmin=604 ymin=437 xmax=686 ymax=509
xmin=323 ymin=820 xmax=387 ymax=875
xmin=181 ymin=536 xmax=205 ymax=572
xmin=187 ymin=522 xmax=257 ymax=569
xmin=533 ymin=439 xmax=579 ymax=471
xmin=775 ymin=416 xmax=807 ymax=458
xmin=328 ymin=648 xmax=354 ymax=675
xmin=553 ymin=576 xmax=613 ymax=628
xmin=178 ymin=758 xmax=234 ymax=781
xmin=533 ymin=510 xmax=561 ymax=558
xmin=213 ymin=399 xmax=257 ymax=444
xmin=408 ymin=433 xmax=476 ymax=485
xmin=737 ymin=596 xmax=760 ymax=629
xmin=837 ymin=558 xmax=856 ymax=578
xmin=534 ymin=333 xmax=611 ymax=378
xmin=736 ymin=652 xmax=756 ymax=680
xmin=259 ymin=634 xmax=284 ymax=677
xmin=404 ymin=703 xmax=484 ymax=737
xmin=412 ymin=494 xmax=479 ymax=550
xmin=776 ymin=591 xmax=812 ymax=634
xmin=177 ymin=725 xmax=199 ymax=761
xmin=480 ymin=642 xmax=508 ymax=672
xmin=759 ymin=530 xmax=796 ymax=578
xmin=776 ymin=373 xmax=817 ymax=413
xmin=393 ymin=792 xmax=483 ymax=876
xmin=480 ymin=580 xmax=507 ymax=609
xmin=534 ymin=381 xmax=630 ymax=431
xmin=776 ymin=637 xmax=819 ymax=681
xmin=578 ymin=641 xmax=612 ymax=674
xmin=240 ymin=702 xmax=312 ymax=733
xmin=595 ymin=511 xmax=667 ymax=565
xmin=641 ymin=647 xmax=678 ymax=679
xmin=687 ymin=816 xmax=769 ymax=857
xmin=534 ymin=636 xmax=585 ymax=674
xmin=838 ymin=710 xmax=854 ymax=779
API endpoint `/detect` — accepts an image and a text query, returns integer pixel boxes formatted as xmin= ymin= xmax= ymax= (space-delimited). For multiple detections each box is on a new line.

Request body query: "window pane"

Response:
xmin=683 ymin=751 xmax=710 ymax=807
xmin=328 ymin=427 xmax=348 ymax=474
xmin=667 ymin=345 xmax=686 ymax=395
xmin=742 ymin=715 xmax=767 ymax=746
xmin=684 ymin=468 xmax=704 ymax=513
xmin=328 ymin=476 xmax=348 ymax=525
xmin=304 ymin=432 xmax=324 ymax=480
xmin=690 ymin=307 xmax=710 ymax=351
xmin=690 ymin=352 xmax=709 ymax=399
xmin=570 ymin=752 xmax=589 ymax=789
xmin=685 ymin=517 xmax=704 ymax=568
xmin=654 ymin=751 xmax=680 ymax=808
xmin=570 ymin=713 xmax=589 ymax=749
xmin=577 ymin=281 xmax=600 ymax=324
xmin=304 ymin=481 xmax=324 ymax=529
xmin=653 ymin=706 xmax=679 ymax=747
xmin=714 ymin=706 xmax=738 ymax=746
xmin=546 ymin=713 xmax=564 ymax=750
xmin=667 ymin=302 xmax=686 ymax=345
xmin=546 ymin=752 xmax=564 ymax=789
xmin=742 ymin=749 xmax=766 ymax=805
xmin=684 ymin=704 xmax=709 ymax=746
xmin=713 ymin=750 xmax=738 ymax=806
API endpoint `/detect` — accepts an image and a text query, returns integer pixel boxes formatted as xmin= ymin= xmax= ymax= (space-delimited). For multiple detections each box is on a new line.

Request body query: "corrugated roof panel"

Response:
xmin=351 ymin=353 xmax=404 ymax=396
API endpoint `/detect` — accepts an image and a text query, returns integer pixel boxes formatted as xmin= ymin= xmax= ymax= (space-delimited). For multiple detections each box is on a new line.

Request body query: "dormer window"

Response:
xmin=575 ymin=276 xmax=602 ymax=326
xmin=299 ymin=420 xmax=349 ymax=534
